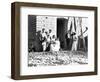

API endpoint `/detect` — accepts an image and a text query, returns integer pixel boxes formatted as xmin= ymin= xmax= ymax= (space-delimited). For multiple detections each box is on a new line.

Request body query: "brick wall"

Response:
xmin=36 ymin=16 xmax=57 ymax=36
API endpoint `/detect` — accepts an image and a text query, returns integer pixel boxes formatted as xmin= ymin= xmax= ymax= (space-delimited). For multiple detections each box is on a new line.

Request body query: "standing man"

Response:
xmin=48 ymin=29 xmax=53 ymax=39
xmin=65 ymin=30 xmax=71 ymax=50
xmin=41 ymin=28 xmax=47 ymax=51
xmin=41 ymin=28 xmax=46 ymax=42
xmin=46 ymin=34 xmax=51 ymax=51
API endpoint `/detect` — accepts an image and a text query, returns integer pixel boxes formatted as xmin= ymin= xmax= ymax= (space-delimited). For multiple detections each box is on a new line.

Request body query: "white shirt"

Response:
xmin=42 ymin=32 xmax=46 ymax=38
xmin=47 ymin=36 xmax=51 ymax=43
xmin=49 ymin=33 xmax=53 ymax=39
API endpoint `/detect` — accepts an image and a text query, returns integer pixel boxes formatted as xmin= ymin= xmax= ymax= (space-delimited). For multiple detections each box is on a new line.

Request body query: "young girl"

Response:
xmin=50 ymin=38 xmax=60 ymax=52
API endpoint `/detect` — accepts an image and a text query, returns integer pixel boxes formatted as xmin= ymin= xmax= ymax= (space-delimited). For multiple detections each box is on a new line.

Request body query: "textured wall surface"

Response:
xmin=37 ymin=16 xmax=57 ymax=36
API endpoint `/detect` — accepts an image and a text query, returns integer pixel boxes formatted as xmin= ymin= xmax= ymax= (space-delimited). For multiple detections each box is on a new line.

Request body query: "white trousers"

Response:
xmin=71 ymin=40 xmax=78 ymax=51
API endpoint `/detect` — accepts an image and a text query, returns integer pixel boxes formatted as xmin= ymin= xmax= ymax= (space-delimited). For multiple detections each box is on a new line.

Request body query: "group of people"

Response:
xmin=65 ymin=31 xmax=78 ymax=51
xmin=37 ymin=28 xmax=60 ymax=52
xmin=65 ymin=27 xmax=88 ymax=51
xmin=30 ymin=27 xmax=88 ymax=52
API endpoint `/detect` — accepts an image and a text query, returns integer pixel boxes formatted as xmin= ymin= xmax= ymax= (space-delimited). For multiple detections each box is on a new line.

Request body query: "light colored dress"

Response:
xmin=50 ymin=40 xmax=60 ymax=51
xmin=71 ymin=35 xmax=78 ymax=51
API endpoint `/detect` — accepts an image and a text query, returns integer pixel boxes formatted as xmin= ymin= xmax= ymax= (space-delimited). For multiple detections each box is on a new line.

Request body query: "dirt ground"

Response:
xmin=28 ymin=51 xmax=88 ymax=67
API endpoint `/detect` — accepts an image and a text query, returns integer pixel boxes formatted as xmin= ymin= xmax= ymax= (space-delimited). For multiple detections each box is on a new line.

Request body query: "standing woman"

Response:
xmin=71 ymin=32 xmax=78 ymax=51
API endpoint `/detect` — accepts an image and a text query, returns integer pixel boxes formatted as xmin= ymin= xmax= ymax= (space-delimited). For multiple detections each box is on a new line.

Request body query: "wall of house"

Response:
xmin=36 ymin=16 xmax=57 ymax=36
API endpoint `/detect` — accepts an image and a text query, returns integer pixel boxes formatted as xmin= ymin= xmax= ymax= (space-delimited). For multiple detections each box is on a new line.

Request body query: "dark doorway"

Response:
xmin=28 ymin=15 xmax=36 ymax=52
xmin=57 ymin=18 xmax=68 ymax=50
xmin=28 ymin=15 xmax=43 ymax=52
